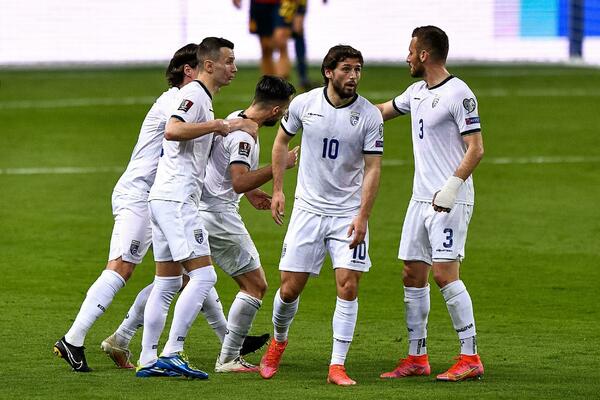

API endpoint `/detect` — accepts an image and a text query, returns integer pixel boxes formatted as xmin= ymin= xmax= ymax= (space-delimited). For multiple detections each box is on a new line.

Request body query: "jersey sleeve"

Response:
xmin=170 ymin=90 xmax=207 ymax=123
xmin=449 ymin=86 xmax=481 ymax=136
xmin=227 ymin=131 xmax=255 ymax=169
xmin=392 ymin=86 xmax=412 ymax=115
xmin=280 ymin=94 xmax=305 ymax=136
xmin=363 ymin=108 xmax=384 ymax=155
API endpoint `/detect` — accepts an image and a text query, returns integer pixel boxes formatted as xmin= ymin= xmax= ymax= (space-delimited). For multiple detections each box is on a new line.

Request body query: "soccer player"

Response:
xmin=377 ymin=26 xmax=485 ymax=382
xmin=136 ymin=37 xmax=258 ymax=379
xmin=232 ymin=0 xmax=291 ymax=78
xmin=259 ymin=45 xmax=384 ymax=386
xmin=199 ymin=75 xmax=297 ymax=373
xmin=53 ymin=43 xmax=213 ymax=373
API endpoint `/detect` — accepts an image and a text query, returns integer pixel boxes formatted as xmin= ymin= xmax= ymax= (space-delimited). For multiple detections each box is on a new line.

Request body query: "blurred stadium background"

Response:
xmin=1 ymin=0 xmax=599 ymax=66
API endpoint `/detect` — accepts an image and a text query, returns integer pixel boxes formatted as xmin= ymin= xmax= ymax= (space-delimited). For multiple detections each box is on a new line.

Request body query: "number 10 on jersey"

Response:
xmin=322 ymin=138 xmax=339 ymax=159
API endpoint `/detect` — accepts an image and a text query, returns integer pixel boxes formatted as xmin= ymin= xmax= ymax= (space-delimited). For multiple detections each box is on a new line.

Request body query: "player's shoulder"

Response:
xmin=444 ymin=76 xmax=476 ymax=96
xmin=178 ymin=80 xmax=212 ymax=102
xmin=356 ymin=94 xmax=384 ymax=122
xmin=291 ymin=87 xmax=321 ymax=105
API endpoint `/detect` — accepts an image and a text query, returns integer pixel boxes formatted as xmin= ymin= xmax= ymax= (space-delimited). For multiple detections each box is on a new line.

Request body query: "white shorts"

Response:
xmin=279 ymin=208 xmax=371 ymax=276
xmin=398 ymin=200 xmax=473 ymax=264
xmin=199 ymin=210 xmax=260 ymax=277
xmin=108 ymin=193 xmax=152 ymax=264
xmin=149 ymin=199 xmax=211 ymax=262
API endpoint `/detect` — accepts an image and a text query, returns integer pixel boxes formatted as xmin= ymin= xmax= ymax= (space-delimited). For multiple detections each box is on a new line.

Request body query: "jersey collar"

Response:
xmin=427 ymin=75 xmax=454 ymax=90
xmin=323 ymin=87 xmax=358 ymax=109
xmin=194 ymin=80 xmax=213 ymax=100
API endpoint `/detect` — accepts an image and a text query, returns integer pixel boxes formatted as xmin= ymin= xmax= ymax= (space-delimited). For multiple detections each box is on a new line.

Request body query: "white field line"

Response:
xmin=2 ymin=156 xmax=599 ymax=175
xmin=1 ymin=88 xmax=599 ymax=110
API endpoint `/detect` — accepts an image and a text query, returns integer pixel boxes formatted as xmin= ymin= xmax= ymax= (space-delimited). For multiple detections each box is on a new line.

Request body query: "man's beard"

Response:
xmin=263 ymin=118 xmax=278 ymax=127
xmin=331 ymin=79 xmax=356 ymax=99
xmin=410 ymin=63 xmax=425 ymax=78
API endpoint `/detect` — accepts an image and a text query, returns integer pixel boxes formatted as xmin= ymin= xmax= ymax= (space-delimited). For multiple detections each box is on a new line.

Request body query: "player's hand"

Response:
xmin=285 ymin=146 xmax=300 ymax=169
xmin=271 ymin=191 xmax=286 ymax=225
xmin=246 ymin=189 xmax=272 ymax=210
xmin=235 ymin=118 xmax=259 ymax=140
xmin=232 ymin=0 xmax=242 ymax=9
xmin=347 ymin=215 xmax=367 ymax=249
xmin=432 ymin=176 xmax=463 ymax=213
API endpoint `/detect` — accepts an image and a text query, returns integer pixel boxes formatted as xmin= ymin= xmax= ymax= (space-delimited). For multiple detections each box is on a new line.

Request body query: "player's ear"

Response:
xmin=204 ymin=59 xmax=214 ymax=73
xmin=419 ymin=50 xmax=428 ymax=63
xmin=324 ymin=68 xmax=333 ymax=79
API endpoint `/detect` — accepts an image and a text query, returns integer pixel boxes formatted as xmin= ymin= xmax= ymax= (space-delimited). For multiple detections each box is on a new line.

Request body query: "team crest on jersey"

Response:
xmin=378 ymin=123 xmax=384 ymax=138
xmin=238 ymin=142 xmax=251 ymax=157
xmin=178 ymin=99 xmax=194 ymax=112
xmin=350 ymin=111 xmax=360 ymax=126
xmin=281 ymin=243 xmax=287 ymax=259
xmin=129 ymin=240 xmax=140 ymax=256
xmin=283 ymin=109 xmax=289 ymax=122
xmin=432 ymin=96 xmax=440 ymax=108
xmin=194 ymin=229 xmax=204 ymax=244
xmin=463 ymin=98 xmax=476 ymax=113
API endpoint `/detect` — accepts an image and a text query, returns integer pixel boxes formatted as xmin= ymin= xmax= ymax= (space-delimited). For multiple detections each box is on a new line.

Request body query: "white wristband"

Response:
xmin=433 ymin=176 xmax=464 ymax=209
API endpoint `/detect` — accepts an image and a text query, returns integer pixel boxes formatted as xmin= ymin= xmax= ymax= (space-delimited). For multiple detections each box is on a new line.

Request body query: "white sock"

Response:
xmin=331 ymin=297 xmax=358 ymax=365
xmin=219 ymin=292 xmax=262 ymax=363
xmin=65 ymin=269 xmax=125 ymax=347
xmin=272 ymin=289 xmax=299 ymax=343
xmin=200 ymin=287 xmax=228 ymax=343
xmin=114 ymin=283 xmax=154 ymax=346
xmin=440 ymin=280 xmax=477 ymax=355
xmin=139 ymin=276 xmax=182 ymax=367
xmin=404 ymin=285 xmax=430 ymax=356
xmin=162 ymin=266 xmax=217 ymax=356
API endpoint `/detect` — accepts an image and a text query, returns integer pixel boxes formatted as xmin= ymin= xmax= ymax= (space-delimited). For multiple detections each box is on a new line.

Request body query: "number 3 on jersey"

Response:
xmin=322 ymin=138 xmax=339 ymax=159
xmin=418 ymin=119 xmax=424 ymax=139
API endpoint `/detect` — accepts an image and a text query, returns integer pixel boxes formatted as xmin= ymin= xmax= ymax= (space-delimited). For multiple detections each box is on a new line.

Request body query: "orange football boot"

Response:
xmin=436 ymin=354 xmax=484 ymax=381
xmin=380 ymin=354 xmax=431 ymax=378
xmin=327 ymin=364 xmax=356 ymax=386
xmin=259 ymin=339 xmax=287 ymax=379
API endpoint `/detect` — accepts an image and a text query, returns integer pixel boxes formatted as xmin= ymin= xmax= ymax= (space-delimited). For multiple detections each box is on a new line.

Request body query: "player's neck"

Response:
xmin=424 ymin=66 xmax=451 ymax=89
xmin=325 ymin=85 xmax=356 ymax=108
xmin=195 ymin=74 xmax=220 ymax=97
xmin=241 ymin=106 xmax=264 ymax=129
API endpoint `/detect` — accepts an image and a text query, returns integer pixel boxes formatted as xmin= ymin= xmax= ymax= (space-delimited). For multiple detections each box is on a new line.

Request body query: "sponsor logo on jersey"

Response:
xmin=465 ymin=117 xmax=480 ymax=125
xmin=130 ymin=240 xmax=140 ymax=255
xmin=238 ymin=142 xmax=251 ymax=157
xmin=307 ymin=112 xmax=324 ymax=117
xmin=178 ymin=99 xmax=194 ymax=112
xmin=463 ymin=98 xmax=476 ymax=113
xmin=432 ymin=96 xmax=440 ymax=108
xmin=350 ymin=111 xmax=360 ymax=126
xmin=194 ymin=229 xmax=204 ymax=244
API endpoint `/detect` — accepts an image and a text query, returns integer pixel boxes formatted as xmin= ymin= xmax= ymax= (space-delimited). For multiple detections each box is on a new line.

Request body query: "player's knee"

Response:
xmin=402 ymin=265 xmax=425 ymax=287
xmin=432 ymin=270 xmax=456 ymax=288
xmin=279 ymin=285 xmax=300 ymax=303
xmin=337 ymin=280 xmax=359 ymax=300
xmin=107 ymin=259 xmax=135 ymax=281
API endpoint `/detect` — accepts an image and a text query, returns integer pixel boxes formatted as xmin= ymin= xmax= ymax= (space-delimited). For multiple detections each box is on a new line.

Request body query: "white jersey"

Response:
xmin=113 ymin=87 xmax=179 ymax=199
xmin=199 ymin=110 xmax=260 ymax=212
xmin=393 ymin=76 xmax=481 ymax=205
xmin=281 ymin=87 xmax=384 ymax=216
xmin=148 ymin=80 xmax=215 ymax=205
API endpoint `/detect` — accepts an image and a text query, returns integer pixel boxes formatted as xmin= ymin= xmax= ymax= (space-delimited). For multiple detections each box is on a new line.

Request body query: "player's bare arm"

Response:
xmin=432 ymin=131 xmax=484 ymax=212
xmin=376 ymin=100 xmax=402 ymax=122
xmin=165 ymin=117 xmax=258 ymax=141
xmin=347 ymin=155 xmax=381 ymax=249
xmin=231 ymin=146 xmax=298 ymax=194
xmin=271 ymin=127 xmax=294 ymax=225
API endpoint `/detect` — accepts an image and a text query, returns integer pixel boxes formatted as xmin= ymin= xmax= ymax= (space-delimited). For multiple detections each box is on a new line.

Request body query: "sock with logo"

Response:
xmin=161 ymin=266 xmax=217 ymax=356
xmin=272 ymin=288 xmax=299 ymax=343
xmin=113 ymin=282 xmax=154 ymax=347
xmin=65 ymin=269 xmax=125 ymax=347
xmin=404 ymin=285 xmax=430 ymax=356
xmin=441 ymin=280 xmax=477 ymax=355
xmin=330 ymin=297 xmax=358 ymax=365
xmin=139 ymin=276 xmax=182 ymax=367
xmin=219 ymin=292 xmax=262 ymax=363
xmin=200 ymin=286 xmax=228 ymax=343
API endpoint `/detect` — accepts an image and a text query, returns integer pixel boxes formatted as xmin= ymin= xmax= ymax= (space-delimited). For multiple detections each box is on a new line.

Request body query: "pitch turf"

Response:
xmin=0 ymin=65 xmax=599 ymax=399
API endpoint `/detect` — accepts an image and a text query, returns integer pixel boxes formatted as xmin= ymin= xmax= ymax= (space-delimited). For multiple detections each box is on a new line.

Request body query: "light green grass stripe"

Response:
xmin=2 ymin=156 xmax=599 ymax=175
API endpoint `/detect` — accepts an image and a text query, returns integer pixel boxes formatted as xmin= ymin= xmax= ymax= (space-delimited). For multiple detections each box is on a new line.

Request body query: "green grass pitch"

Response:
xmin=0 ymin=64 xmax=599 ymax=399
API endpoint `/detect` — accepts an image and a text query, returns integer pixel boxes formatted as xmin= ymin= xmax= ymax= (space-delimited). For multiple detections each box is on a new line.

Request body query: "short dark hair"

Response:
xmin=197 ymin=37 xmax=234 ymax=65
xmin=253 ymin=75 xmax=296 ymax=105
xmin=165 ymin=43 xmax=199 ymax=88
xmin=412 ymin=25 xmax=449 ymax=62
xmin=320 ymin=45 xmax=364 ymax=85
